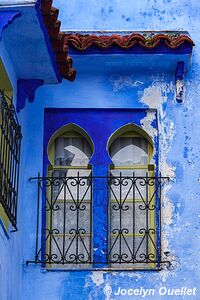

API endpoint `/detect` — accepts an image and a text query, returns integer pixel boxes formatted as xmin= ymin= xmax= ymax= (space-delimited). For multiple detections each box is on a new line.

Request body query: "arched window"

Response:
xmin=45 ymin=124 xmax=93 ymax=268
xmin=108 ymin=123 xmax=153 ymax=170
xmin=48 ymin=124 xmax=93 ymax=173
xmin=33 ymin=111 xmax=166 ymax=270
xmin=107 ymin=124 xmax=157 ymax=268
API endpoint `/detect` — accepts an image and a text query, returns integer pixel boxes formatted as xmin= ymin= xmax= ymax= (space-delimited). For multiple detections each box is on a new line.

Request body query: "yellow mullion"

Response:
xmin=112 ymin=165 xmax=148 ymax=170
xmin=148 ymin=143 xmax=153 ymax=164
xmin=51 ymin=165 xmax=90 ymax=170
xmin=110 ymin=199 xmax=146 ymax=203
xmin=56 ymin=199 xmax=91 ymax=204
xmin=111 ymin=233 xmax=145 ymax=238
xmin=53 ymin=233 xmax=91 ymax=238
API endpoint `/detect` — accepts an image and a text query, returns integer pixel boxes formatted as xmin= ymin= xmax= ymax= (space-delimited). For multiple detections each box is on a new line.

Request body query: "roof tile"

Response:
xmin=40 ymin=1 xmax=194 ymax=81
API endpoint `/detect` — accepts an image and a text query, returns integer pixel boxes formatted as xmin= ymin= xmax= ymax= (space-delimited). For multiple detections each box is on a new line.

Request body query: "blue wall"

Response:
xmin=1 ymin=0 xmax=200 ymax=299
xmin=0 ymin=35 xmax=22 ymax=300
xmin=54 ymin=0 xmax=199 ymax=33
xmin=19 ymin=61 xmax=200 ymax=299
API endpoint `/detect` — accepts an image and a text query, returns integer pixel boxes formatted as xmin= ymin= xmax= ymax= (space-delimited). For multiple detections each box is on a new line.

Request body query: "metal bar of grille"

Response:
xmin=0 ymin=91 xmax=22 ymax=230
xmin=132 ymin=172 xmax=135 ymax=263
xmin=146 ymin=172 xmax=149 ymax=263
xmin=35 ymin=173 xmax=40 ymax=260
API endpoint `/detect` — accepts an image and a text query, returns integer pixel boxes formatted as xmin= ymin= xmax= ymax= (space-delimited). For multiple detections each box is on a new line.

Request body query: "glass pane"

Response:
xmin=54 ymin=137 xmax=92 ymax=166
xmin=110 ymin=202 xmax=146 ymax=235
xmin=46 ymin=131 xmax=93 ymax=268
xmin=110 ymin=137 xmax=148 ymax=166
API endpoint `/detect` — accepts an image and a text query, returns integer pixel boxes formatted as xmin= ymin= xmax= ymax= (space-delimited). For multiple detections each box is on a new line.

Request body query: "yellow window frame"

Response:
xmin=0 ymin=58 xmax=13 ymax=232
xmin=109 ymin=130 xmax=157 ymax=269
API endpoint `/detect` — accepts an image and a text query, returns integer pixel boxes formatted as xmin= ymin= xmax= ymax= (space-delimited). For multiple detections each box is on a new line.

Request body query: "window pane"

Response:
xmin=46 ymin=130 xmax=93 ymax=269
xmin=108 ymin=131 xmax=156 ymax=269
xmin=110 ymin=137 xmax=148 ymax=166
xmin=55 ymin=137 xmax=92 ymax=166
xmin=110 ymin=169 xmax=147 ymax=200
xmin=46 ymin=170 xmax=92 ymax=268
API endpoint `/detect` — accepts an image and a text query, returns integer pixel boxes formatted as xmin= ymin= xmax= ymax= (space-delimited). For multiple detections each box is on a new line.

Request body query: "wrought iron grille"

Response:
xmin=29 ymin=172 xmax=169 ymax=269
xmin=108 ymin=171 xmax=162 ymax=268
xmin=0 ymin=91 xmax=22 ymax=230
xmin=33 ymin=172 xmax=93 ymax=268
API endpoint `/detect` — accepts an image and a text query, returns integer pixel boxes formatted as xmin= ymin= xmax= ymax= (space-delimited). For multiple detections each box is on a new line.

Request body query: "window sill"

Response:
xmin=41 ymin=267 xmax=164 ymax=272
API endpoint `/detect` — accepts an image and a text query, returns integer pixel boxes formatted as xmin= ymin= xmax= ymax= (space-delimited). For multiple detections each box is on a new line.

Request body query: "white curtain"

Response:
xmin=54 ymin=137 xmax=92 ymax=166
xmin=110 ymin=137 xmax=148 ymax=166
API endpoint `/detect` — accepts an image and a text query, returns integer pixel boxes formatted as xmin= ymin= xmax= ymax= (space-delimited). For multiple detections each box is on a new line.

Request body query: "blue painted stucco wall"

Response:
xmin=53 ymin=0 xmax=200 ymax=32
xmin=19 ymin=65 xmax=200 ymax=300
xmin=1 ymin=0 xmax=200 ymax=300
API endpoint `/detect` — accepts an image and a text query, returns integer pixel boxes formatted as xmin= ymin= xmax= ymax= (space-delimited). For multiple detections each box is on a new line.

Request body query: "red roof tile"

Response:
xmin=63 ymin=33 xmax=194 ymax=51
xmin=40 ymin=0 xmax=76 ymax=81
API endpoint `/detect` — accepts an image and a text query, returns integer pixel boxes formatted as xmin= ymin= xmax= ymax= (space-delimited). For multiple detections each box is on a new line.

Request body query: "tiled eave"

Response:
xmin=63 ymin=32 xmax=194 ymax=51
xmin=40 ymin=1 xmax=194 ymax=81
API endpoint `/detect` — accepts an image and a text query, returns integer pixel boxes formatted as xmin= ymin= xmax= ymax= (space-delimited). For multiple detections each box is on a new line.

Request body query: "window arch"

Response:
xmin=108 ymin=123 xmax=154 ymax=168
xmin=48 ymin=123 xmax=94 ymax=170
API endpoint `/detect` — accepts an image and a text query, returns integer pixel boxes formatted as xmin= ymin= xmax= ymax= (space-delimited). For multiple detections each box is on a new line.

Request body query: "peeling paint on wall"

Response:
xmin=140 ymin=110 xmax=157 ymax=141
xmin=139 ymin=81 xmax=178 ymax=278
xmin=110 ymin=75 xmax=144 ymax=92
xmin=162 ymin=195 xmax=173 ymax=226
xmin=88 ymin=272 xmax=105 ymax=286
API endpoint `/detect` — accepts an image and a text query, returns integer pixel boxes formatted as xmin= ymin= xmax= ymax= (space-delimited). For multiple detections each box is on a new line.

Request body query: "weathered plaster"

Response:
xmin=88 ymin=272 xmax=105 ymax=286
xmin=140 ymin=111 xmax=157 ymax=142
xmin=138 ymin=79 xmax=184 ymax=284
xmin=110 ymin=75 xmax=144 ymax=92
xmin=19 ymin=64 xmax=199 ymax=299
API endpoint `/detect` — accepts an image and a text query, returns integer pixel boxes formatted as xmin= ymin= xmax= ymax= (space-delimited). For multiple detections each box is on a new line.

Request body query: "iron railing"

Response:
xmin=0 ymin=91 xmax=22 ymax=230
xmin=28 ymin=172 xmax=169 ymax=269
